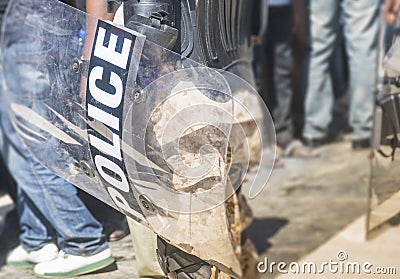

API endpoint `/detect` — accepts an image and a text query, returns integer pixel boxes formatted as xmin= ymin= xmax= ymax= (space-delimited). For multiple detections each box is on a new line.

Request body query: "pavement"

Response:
xmin=274 ymin=215 xmax=400 ymax=278
xmin=1 ymin=138 xmax=400 ymax=278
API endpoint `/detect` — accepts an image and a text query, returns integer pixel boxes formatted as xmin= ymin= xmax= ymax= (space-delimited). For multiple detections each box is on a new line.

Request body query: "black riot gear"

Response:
xmin=113 ymin=0 xmax=253 ymax=71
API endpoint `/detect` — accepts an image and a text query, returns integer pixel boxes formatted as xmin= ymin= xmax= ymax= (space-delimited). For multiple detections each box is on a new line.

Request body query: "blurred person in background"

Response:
xmin=262 ymin=0 xmax=319 ymax=158
xmin=302 ymin=0 xmax=381 ymax=150
xmin=1 ymin=1 xmax=115 ymax=277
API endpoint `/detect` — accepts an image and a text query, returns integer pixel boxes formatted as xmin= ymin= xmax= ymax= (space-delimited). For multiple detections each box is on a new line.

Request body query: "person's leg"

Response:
xmin=0 ymin=45 xmax=58 ymax=265
xmin=1 ymin=137 xmax=55 ymax=253
xmin=2 ymin=116 xmax=114 ymax=276
xmin=2 ymin=39 xmax=113 ymax=276
xmin=2 ymin=135 xmax=57 ymax=266
xmin=268 ymin=5 xmax=295 ymax=148
xmin=17 ymin=189 xmax=55 ymax=252
xmin=127 ymin=218 xmax=166 ymax=278
xmin=6 ymin=187 xmax=59 ymax=267
xmin=80 ymin=191 xmax=129 ymax=242
xmin=9 ymin=144 xmax=108 ymax=256
xmin=2 ymin=61 xmax=108 ymax=258
xmin=0 ymin=121 xmax=20 ymax=254
xmin=342 ymin=0 xmax=380 ymax=144
xmin=2 ymin=36 xmax=108 ymax=256
xmin=303 ymin=0 xmax=340 ymax=140
xmin=263 ymin=20 xmax=277 ymax=111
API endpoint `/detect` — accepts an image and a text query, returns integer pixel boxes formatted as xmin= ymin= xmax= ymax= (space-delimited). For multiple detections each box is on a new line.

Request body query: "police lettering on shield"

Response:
xmin=86 ymin=20 xmax=141 ymax=220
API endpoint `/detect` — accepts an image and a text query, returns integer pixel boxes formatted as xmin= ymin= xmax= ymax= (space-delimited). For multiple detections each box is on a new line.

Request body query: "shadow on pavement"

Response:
xmin=247 ymin=217 xmax=288 ymax=254
xmin=90 ymin=261 xmax=118 ymax=275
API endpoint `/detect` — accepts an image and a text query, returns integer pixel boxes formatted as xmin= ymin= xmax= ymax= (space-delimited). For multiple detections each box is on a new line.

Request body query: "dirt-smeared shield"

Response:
xmin=367 ymin=30 xmax=400 ymax=240
xmin=1 ymin=0 xmax=276 ymax=276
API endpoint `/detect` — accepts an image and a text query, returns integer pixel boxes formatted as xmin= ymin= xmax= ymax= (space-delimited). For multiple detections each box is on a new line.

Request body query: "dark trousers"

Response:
xmin=263 ymin=5 xmax=294 ymax=148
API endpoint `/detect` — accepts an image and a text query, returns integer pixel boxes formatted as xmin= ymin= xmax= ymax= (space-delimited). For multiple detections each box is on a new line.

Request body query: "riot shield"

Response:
xmin=367 ymin=21 xmax=400 ymax=239
xmin=1 ymin=0 xmax=275 ymax=276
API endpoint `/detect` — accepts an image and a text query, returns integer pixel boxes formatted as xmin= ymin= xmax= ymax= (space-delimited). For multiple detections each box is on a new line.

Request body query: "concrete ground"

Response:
xmin=275 ymin=215 xmax=400 ymax=278
xmin=1 ymin=139 xmax=399 ymax=278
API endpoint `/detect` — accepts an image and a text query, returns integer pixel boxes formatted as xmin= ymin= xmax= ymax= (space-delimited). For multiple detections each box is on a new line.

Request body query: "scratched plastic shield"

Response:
xmin=1 ymin=0 xmax=275 ymax=272
xmin=367 ymin=31 xmax=400 ymax=239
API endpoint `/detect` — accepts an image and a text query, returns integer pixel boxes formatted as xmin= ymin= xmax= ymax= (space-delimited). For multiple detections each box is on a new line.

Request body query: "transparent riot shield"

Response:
xmin=367 ymin=21 xmax=400 ymax=239
xmin=1 ymin=0 xmax=275 ymax=275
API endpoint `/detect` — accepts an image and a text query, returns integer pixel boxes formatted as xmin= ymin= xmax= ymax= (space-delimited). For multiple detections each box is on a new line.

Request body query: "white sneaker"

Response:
xmin=34 ymin=248 xmax=115 ymax=278
xmin=6 ymin=243 xmax=59 ymax=268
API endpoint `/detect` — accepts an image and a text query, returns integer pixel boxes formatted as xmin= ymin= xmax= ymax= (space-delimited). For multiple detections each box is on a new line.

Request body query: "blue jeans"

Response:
xmin=1 ymin=40 xmax=108 ymax=256
xmin=303 ymin=0 xmax=380 ymax=140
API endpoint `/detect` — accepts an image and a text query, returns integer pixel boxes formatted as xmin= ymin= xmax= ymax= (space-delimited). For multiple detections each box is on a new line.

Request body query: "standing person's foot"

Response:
xmin=34 ymin=248 xmax=115 ymax=278
xmin=108 ymin=229 xmax=129 ymax=242
xmin=302 ymin=136 xmax=326 ymax=148
xmin=303 ymin=133 xmax=343 ymax=148
xmin=6 ymin=243 xmax=58 ymax=268
xmin=106 ymin=217 xmax=130 ymax=242
xmin=283 ymin=140 xmax=320 ymax=158
xmin=351 ymin=138 xmax=370 ymax=150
